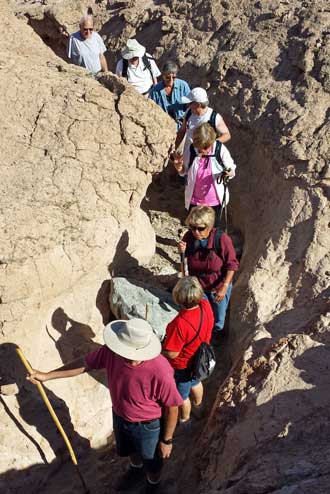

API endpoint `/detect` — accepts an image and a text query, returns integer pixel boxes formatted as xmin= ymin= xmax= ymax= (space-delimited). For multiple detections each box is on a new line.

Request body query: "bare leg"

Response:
xmin=190 ymin=382 xmax=203 ymax=406
xmin=180 ymin=397 xmax=192 ymax=421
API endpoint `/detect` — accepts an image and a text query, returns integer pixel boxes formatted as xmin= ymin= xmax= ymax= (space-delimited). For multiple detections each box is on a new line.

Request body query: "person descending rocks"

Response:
xmin=27 ymin=319 xmax=182 ymax=494
xmin=175 ymin=87 xmax=231 ymax=165
xmin=178 ymin=206 xmax=239 ymax=345
xmin=162 ymin=277 xmax=214 ymax=424
xmin=173 ymin=123 xmax=236 ymax=226
xmin=116 ymin=39 xmax=161 ymax=96
xmin=149 ymin=61 xmax=190 ymax=129
xmin=68 ymin=14 xmax=108 ymax=74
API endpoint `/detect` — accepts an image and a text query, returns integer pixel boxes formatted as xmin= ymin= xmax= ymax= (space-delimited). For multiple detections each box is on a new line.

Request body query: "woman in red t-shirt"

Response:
xmin=162 ymin=276 xmax=214 ymax=423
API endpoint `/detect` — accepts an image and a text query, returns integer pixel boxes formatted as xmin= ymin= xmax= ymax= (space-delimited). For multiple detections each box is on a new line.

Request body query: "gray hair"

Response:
xmin=79 ymin=14 xmax=93 ymax=27
xmin=199 ymin=101 xmax=209 ymax=108
xmin=172 ymin=276 xmax=204 ymax=309
xmin=162 ymin=61 xmax=179 ymax=74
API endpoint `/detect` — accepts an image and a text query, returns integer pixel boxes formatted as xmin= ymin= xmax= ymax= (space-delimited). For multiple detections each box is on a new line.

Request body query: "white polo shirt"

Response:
xmin=116 ymin=54 xmax=161 ymax=94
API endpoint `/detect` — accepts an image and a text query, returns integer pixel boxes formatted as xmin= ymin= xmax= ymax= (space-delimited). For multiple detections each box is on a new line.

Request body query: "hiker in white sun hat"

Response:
xmin=174 ymin=86 xmax=231 ymax=168
xmin=28 ymin=318 xmax=182 ymax=493
xmin=116 ymin=39 xmax=161 ymax=96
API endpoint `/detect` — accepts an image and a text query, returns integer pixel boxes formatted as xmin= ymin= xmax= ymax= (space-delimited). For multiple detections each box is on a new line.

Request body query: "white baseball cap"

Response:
xmin=181 ymin=87 xmax=208 ymax=104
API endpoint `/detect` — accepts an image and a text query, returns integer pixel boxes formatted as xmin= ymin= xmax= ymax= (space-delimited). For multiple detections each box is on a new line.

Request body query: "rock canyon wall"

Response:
xmin=0 ymin=0 xmax=175 ymax=474
xmin=2 ymin=1 xmax=330 ymax=493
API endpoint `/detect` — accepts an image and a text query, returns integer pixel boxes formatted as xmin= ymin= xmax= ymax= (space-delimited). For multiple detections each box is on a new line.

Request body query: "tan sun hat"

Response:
xmin=121 ymin=39 xmax=146 ymax=59
xmin=103 ymin=318 xmax=161 ymax=360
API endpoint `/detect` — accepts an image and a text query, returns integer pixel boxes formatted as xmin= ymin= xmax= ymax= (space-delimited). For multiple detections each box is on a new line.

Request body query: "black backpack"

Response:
xmin=188 ymin=139 xmax=224 ymax=170
xmin=122 ymin=54 xmax=154 ymax=80
xmin=181 ymin=305 xmax=216 ymax=381
xmin=186 ymin=108 xmax=217 ymax=131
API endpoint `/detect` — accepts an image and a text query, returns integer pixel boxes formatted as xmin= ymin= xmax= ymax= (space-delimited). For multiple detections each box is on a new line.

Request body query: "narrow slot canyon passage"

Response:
xmin=3 ymin=2 xmax=330 ymax=494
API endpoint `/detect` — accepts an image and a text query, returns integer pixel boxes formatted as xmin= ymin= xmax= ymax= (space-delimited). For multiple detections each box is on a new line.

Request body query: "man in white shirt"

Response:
xmin=175 ymin=87 xmax=231 ymax=164
xmin=68 ymin=14 xmax=108 ymax=74
xmin=116 ymin=39 xmax=161 ymax=95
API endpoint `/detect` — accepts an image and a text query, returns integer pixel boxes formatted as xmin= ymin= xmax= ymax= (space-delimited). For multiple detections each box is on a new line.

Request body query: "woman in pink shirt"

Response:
xmin=173 ymin=123 xmax=236 ymax=226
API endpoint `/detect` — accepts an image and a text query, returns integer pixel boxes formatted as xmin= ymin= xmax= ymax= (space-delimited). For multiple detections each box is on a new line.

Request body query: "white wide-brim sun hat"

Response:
xmin=103 ymin=318 xmax=161 ymax=361
xmin=121 ymin=39 xmax=146 ymax=60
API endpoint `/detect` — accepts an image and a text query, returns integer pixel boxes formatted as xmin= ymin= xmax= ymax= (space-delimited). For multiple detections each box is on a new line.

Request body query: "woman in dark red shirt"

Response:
xmin=178 ymin=205 xmax=239 ymax=342
xmin=163 ymin=276 xmax=214 ymax=423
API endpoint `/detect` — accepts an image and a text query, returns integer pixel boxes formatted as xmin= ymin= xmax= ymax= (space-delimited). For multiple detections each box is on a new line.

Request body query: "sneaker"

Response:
xmin=115 ymin=466 xmax=145 ymax=491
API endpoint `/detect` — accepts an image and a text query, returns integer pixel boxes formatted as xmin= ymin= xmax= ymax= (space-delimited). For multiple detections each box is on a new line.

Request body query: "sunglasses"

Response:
xmin=83 ymin=28 xmax=94 ymax=32
xmin=189 ymin=225 xmax=207 ymax=232
xmin=164 ymin=74 xmax=176 ymax=79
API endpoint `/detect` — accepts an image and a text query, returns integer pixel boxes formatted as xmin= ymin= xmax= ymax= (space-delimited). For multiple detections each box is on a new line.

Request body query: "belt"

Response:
xmin=122 ymin=417 xmax=160 ymax=425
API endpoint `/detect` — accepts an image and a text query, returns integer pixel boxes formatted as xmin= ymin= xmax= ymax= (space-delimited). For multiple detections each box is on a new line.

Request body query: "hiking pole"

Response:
xmin=219 ymin=179 xmax=228 ymax=233
xmin=145 ymin=303 xmax=149 ymax=321
xmin=178 ymin=228 xmax=189 ymax=277
xmin=15 ymin=347 xmax=89 ymax=493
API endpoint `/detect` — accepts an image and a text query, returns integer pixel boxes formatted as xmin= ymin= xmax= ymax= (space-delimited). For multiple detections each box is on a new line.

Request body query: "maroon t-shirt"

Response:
xmin=183 ymin=228 xmax=239 ymax=291
xmin=85 ymin=347 xmax=182 ymax=422
xmin=163 ymin=299 xmax=214 ymax=370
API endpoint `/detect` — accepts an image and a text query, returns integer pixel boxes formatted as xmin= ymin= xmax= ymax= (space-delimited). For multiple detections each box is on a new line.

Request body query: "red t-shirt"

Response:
xmin=85 ymin=347 xmax=183 ymax=422
xmin=163 ymin=299 xmax=214 ymax=370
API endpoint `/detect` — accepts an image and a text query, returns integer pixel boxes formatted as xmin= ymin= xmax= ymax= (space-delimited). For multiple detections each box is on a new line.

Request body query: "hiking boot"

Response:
xmin=115 ymin=466 xmax=145 ymax=491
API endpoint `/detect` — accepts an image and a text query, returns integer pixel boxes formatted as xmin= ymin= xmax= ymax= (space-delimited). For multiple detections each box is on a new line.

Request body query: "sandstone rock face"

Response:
xmin=0 ymin=0 xmax=175 ymax=474
xmin=4 ymin=0 xmax=330 ymax=492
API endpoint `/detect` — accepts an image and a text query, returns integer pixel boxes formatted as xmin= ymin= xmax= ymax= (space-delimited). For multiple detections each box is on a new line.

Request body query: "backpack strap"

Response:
xmin=186 ymin=108 xmax=192 ymax=124
xmin=142 ymin=54 xmax=154 ymax=80
xmin=122 ymin=58 xmax=128 ymax=79
xmin=181 ymin=305 xmax=204 ymax=349
xmin=214 ymin=140 xmax=224 ymax=168
xmin=213 ymin=227 xmax=223 ymax=257
xmin=208 ymin=109 xmax=218 ymax=132
xmin=188 ymin=143 xmax=197 ymax=169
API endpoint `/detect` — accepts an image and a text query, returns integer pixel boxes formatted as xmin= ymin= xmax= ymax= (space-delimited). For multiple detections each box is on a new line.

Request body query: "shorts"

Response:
xmin=174 ymin=368 xmax=201 ymax=400
xmin=112 ymin=411 xmax=163 ymax=474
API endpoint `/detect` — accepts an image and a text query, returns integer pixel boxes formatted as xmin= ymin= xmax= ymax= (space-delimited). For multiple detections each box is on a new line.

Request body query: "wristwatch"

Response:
xmin=161 ymin=438 xmax=173 ymax=445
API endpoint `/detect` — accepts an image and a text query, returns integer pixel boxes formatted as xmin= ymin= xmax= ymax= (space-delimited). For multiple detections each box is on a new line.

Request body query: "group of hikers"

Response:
xmin=28 ymin=14 xmax=240 ymax=494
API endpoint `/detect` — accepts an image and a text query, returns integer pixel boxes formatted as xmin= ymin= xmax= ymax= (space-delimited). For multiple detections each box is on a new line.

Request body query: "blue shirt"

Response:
xmin=149 ymin=78 xmax=191 ymax=127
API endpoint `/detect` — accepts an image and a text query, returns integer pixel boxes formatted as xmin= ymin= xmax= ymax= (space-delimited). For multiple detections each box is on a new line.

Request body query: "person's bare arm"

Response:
xmin=175 ymin=118 xmax=187 ymax=149
xmin=162 ymin=350 xmax=180 ymax=359
xmin=216 ymin=116 xmax=231 ymax=143
xmin=99 ymin=53 xmax=108 ymax=72
xmin=159 ymin=405 xmax=179 ymax=458
xmin=27 ymin=357 xmax=87 ymax=384
xmin=213 ymin=270 xmax=235 ymax=302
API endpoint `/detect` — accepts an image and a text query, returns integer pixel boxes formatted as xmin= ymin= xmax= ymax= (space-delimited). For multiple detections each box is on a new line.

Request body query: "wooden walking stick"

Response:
xmin=16 ymin=347 xmax=89 ymax=493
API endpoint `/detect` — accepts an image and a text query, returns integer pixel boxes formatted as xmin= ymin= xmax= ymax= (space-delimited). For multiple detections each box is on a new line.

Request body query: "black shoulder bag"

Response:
xmin=182 ymin=305 xmax=216 ymax=381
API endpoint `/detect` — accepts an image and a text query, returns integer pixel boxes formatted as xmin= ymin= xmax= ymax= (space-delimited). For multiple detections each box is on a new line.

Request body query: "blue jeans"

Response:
xmin=112 ymin=411 xmax=163 ymax=474
xmin=205 ymin=283 xmax=232 ymax=332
